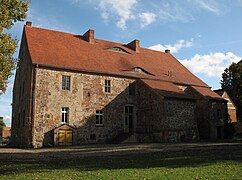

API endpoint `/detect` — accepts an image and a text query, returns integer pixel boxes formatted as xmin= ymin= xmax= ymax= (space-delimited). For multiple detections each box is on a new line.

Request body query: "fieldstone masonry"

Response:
xmin=11 ymin=23 xmax=228 ymax=148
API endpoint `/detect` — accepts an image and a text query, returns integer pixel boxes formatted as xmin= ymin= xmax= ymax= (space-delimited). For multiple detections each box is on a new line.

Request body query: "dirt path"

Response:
xmin=0 ymin=142 xmax=241 ymax=160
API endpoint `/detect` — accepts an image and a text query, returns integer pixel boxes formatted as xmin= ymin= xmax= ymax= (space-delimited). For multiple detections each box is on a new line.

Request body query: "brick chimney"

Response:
xmin=25 ymin=21 xmax=32 ymax=27
xmin=83 ymin=29 xmax=94 ymax=44
xmin=165 ymin=49 xmax=170 ymax=54
xmin=127 ymin=39 xmax=140 ymax=52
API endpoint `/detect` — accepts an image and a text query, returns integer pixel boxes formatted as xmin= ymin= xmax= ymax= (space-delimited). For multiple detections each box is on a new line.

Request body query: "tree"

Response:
xmin=221 ymin=61 xmax=242 ymax=122
xmin=0 ymin=0 xmax=29 ymax=95
xmin=0 ymin=117 xmax=6 ymax=136
xmin=221 ymin=68 xmax=232 ymax=91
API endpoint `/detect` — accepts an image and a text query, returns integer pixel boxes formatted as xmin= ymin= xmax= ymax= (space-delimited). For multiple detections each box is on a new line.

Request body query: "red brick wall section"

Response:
xmin=2 ymin=127 xmax=11 ymax=138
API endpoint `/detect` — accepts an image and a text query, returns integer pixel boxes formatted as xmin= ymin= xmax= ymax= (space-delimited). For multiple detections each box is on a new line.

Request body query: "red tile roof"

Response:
xmin=141 ymin=79 xmax=193 ymax=99
xmin=24 ymin=25 xmax=209 ymax=87
xmin=213 ymin=89 xmax=224 ymax=96
xmin=191 ymin=86 xmax=223 ymax=99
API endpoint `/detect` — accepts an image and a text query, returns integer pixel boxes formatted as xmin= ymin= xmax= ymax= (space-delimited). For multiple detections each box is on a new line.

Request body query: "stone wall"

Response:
xmin=11 ymin=33 xmax=33 ymax=148
xmin=32 ymin=70 xmax=200 ymax=147
xmin=150 ymin=98 xmax=197 ymax=143
xmin=33 ymin=68 xmax=136 ymax=147
xmin=209 ymin=101 xmax=227 ymax=139
xmin=134 ymin=81 xmax=198 ymax=143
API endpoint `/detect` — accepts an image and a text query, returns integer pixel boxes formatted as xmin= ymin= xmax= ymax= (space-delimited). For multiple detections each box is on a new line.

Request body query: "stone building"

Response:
xmin=11 ymin=22 xmax=227 ymax=148
xmin=214 ymin=90 xmax=237 ymax=123
xmin=1 ymin=127 xmax=11 ymax=144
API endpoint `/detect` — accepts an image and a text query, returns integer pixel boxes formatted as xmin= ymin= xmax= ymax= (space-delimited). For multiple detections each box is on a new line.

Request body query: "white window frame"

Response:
xmin=61 ymin=107 xmax=69 ymax=123
xmin=96 ymin=110 xmax=103 ymax=126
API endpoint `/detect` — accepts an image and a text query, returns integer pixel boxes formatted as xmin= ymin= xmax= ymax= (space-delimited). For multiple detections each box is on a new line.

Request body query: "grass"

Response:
xmin=0 ymin=144 xmax=242 ymax=179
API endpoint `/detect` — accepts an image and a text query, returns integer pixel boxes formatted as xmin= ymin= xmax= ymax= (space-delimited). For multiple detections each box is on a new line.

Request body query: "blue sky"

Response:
xmin=1 ymin=0 xmax=242 ymax=126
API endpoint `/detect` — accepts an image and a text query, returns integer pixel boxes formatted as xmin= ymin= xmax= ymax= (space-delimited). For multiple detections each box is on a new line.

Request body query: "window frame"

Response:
xmin=96 ymin=110 xmax=104 ymax=126
xmin=104 ymin=80 xmax=111 ymax=93
xmin=22 ymin=110 xmax=25 ymax=127
xmin=62 ymin=75 xmax=71 ymax=90
xmin=61 ymin=107 xmax=69 ymax=123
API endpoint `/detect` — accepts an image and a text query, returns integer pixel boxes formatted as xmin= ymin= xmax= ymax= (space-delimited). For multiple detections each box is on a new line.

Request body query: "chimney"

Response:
xmin=25 ymin=21 xmax=32 ymax=27
xmin=83 ymin=29 xmax=94 ymax=44
xmin=165 ymin=49 xmax=170 ymax=54
xmin=127 ymin=39 xmax=140 ymax=52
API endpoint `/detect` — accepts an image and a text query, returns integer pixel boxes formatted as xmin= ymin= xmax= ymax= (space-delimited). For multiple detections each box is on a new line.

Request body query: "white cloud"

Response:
xmin=180 ymin=52 xmax=242 ymax=77
xmin=98 ymin=0 xmax=137 ymax=30
xmin=139 ymin=12 xmax=156 ymax=28
xmin=3 ymin=115 xmax=11 ymax=127
xmin=148 ymin=39 xmax=193 ymax=53
xmin=71 ymin=0 xmax=237 ymax=30
xmin=191 ymin=0 xmax=223 ymax=15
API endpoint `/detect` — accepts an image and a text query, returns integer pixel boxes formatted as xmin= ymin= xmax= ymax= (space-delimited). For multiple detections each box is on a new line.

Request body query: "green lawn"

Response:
xmin=0 ymin=144 xmax=242 ymax=179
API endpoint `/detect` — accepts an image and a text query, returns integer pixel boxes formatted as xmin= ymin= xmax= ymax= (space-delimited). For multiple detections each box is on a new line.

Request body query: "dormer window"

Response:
xmin=108 ymin=47 xmax=129 ymax=54
xmin=133 ymin=67 xmax=143 ymax=73
xmin=112 ymin=47 xmax=124 ymax=52
xmin=167 ymin=71 xmax=175 ymax=77
xmin=131 ymin=67 xmax=154 ymax=76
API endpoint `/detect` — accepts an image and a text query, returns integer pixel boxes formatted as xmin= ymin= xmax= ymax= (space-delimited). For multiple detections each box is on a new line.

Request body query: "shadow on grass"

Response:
xmin=0 ymin=143 xmax=242 ymax=176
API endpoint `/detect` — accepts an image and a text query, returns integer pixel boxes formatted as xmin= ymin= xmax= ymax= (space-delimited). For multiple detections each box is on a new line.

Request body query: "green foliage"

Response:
xmin=221 ymin=61 xmax=242 ymax=121
xmin=0 ymin=0 xmax=29 ymax=95
xmin=0 ymin=117 xmax=6 ymax=136
xmin=221 ymin=67 xmax=232 ymax=90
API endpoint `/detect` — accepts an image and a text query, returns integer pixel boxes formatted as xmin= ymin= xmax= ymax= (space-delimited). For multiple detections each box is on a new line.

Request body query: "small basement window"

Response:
xmin=90 ymin=134 xmax=96 ymax=140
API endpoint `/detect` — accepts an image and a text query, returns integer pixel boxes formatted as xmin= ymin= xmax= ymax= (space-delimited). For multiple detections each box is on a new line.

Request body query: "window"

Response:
xmin=129 ymin=83 xmax=136 ymax=95
xmin=217 ymin=109 xmax=221 ymax=118
xmin=130 ymin=67 xmax=154 ymax=76
xmin=90 ymin=134 xmax=96 ymax=140
xmin=109 ymin=47 xmax=128 ymax=53
xmin=22 ymin=82 xmax=25 ymax=97
xmin=133 ymin=67 xmax=143 ymax=73
xmin=104 ymin=80 xmax=111 ymax=93
xmin=18 ymin=113 xmax=20 ymax=128
xmin=167 ymin=71 xmax=175 ymax=77
xmin=61 ymin=107 xmax=69 ymax=123
xmin=19 ymin=85 xmax=22 ymax=100
xmin=96 ymin=110 xmax=103 ymax=126
xmin=112 ymin=47 xmax=124 ymax=52
xmin=22 ymin=110 xmax=25 ymax=127
xmin=124 ymin=106 xmax=134 ymax=133
xmin=62 ymin=75 xmax=71 ymax=90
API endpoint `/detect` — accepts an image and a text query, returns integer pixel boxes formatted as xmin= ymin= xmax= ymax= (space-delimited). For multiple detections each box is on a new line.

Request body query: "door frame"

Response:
xmin=54 ymin=124 xmax=75 ymax=146
xmin=124 ymin=105 xmax=136 ymax=133
xmin=58 ymin=129 xmax=73 ymax=146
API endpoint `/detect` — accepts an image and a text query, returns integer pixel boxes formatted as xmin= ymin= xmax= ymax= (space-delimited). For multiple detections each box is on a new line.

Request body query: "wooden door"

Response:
xmin=58 ymin=129 xmax=73 ymax=145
